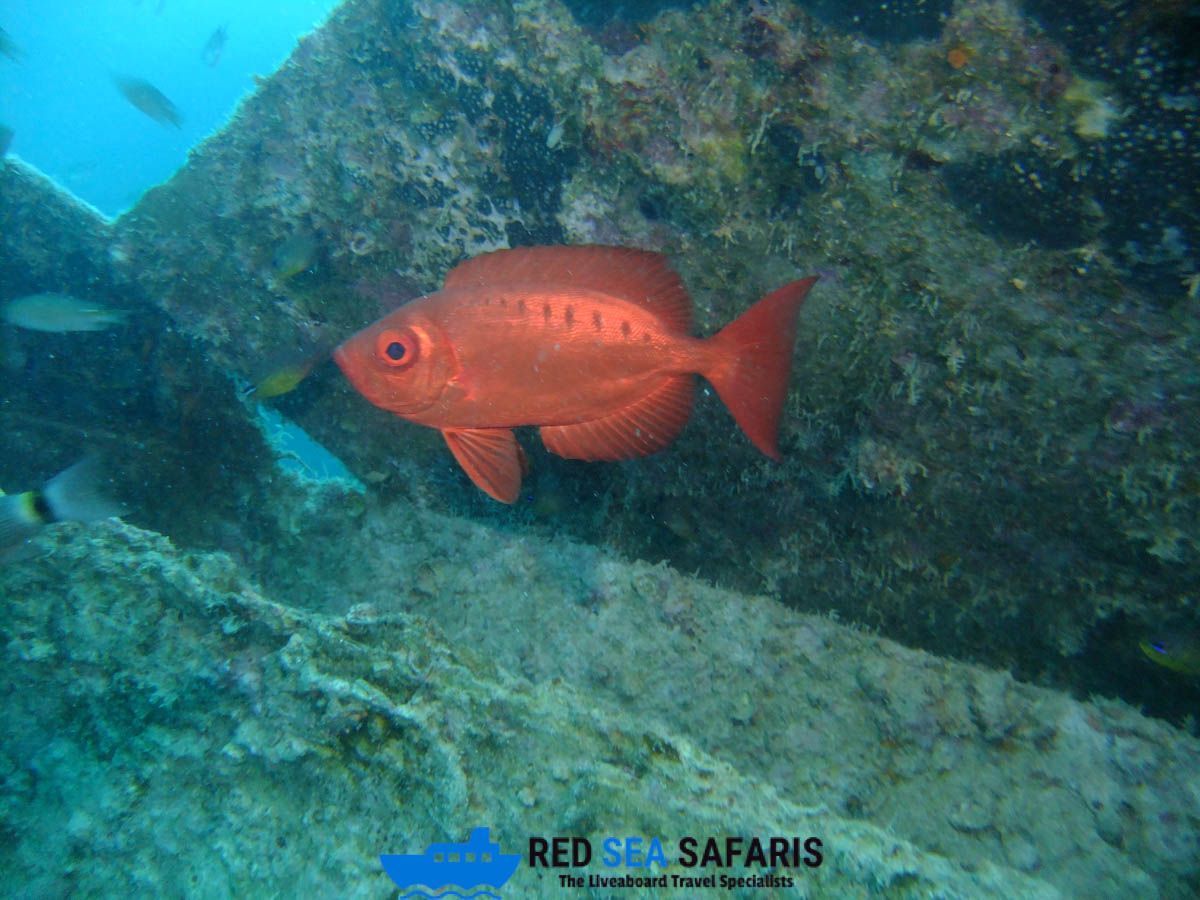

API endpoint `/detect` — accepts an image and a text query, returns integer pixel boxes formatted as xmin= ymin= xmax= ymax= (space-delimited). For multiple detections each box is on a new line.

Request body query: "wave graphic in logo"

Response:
xmin=381 ymin=827 xmax=519 ymax=897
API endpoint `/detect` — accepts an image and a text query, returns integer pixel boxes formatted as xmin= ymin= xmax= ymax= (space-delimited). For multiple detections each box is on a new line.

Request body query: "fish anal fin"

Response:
xmin=541 ymin=375 xmax=694 ymax=461
xmin=444 ymin=245 xmax=692 ymax=333
xmin=442 ymin=428 xmax=524 ymax=503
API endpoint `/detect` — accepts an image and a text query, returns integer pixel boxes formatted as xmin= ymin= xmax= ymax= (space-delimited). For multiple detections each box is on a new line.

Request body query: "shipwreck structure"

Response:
xmin=1 ymin=0 xmax=1197 ymax=895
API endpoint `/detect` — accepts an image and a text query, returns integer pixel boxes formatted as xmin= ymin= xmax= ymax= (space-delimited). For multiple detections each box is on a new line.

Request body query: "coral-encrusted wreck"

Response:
xmin=1 ymin=0 xmax=1198 ymax=895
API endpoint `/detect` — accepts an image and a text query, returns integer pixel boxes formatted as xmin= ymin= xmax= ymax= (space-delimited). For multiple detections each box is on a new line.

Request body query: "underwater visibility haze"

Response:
xmin=1 ymin=0 xmax=1199 ymax=896
xmin=1 ymin=0 xmax=341 ymax=215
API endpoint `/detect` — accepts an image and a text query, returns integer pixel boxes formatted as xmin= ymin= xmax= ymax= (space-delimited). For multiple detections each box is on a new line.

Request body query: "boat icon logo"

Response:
xmin=381 ymin=827 xmax=521 ymax=898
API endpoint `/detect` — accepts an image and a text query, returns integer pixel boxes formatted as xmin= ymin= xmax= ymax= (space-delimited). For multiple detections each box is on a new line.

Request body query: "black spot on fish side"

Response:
xmin=31 ymin=491 xmax=52 ymax=522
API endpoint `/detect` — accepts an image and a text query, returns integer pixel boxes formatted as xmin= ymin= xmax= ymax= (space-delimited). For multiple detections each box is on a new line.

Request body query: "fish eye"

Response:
xmin=375 ymin=328 xmax=419 ymax=369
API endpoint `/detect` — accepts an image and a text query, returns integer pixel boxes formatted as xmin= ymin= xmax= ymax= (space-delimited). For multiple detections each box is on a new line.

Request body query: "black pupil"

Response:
xmin=385 ymin=341 xmax=406 ymax=361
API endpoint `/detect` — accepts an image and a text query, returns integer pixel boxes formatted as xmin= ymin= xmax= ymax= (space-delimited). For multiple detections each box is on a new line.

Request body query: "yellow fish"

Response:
xmin=1140 ymin=633 xmax=1200 ymax=676
xmin=250 ymin=359 xmax=316 ymax=399
xmin=271 ymin=232 xmax=319 ymax=280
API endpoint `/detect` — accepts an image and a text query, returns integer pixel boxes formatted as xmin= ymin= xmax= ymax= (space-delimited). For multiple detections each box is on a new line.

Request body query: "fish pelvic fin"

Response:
xmin=704 ymin=276 xmax=817 ymax=460
xmin=442 ymin=428 xmax=526 ymax=503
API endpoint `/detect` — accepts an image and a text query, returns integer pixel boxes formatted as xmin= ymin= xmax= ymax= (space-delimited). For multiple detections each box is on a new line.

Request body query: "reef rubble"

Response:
xmin=1 ymin=512 xmax=1195 ymax=897
xmin=3 ymin=0 xmax=1198 ymax=722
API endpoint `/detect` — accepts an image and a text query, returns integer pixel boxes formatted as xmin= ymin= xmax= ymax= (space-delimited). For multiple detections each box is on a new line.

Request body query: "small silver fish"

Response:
xmin=3 ymin=293 xmax=129 ymax=332
xmin=202 ymin=24 xmax=228 ymax=67
xmin=113 ymin=75 xmax=182 ymax=128
xmin=0 ymin=27 xmax=23 ymax=63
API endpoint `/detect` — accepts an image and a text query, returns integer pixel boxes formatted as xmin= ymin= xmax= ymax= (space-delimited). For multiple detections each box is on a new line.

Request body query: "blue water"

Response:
xmin=0 ymin=0 xmax=341 ymax=217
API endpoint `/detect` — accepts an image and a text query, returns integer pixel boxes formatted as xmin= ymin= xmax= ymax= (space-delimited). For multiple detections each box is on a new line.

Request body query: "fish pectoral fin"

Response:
xmin=540 ymin=375 xmax=694 ymax=461
xmin=442 ymin=428 xmax=524 ymax=504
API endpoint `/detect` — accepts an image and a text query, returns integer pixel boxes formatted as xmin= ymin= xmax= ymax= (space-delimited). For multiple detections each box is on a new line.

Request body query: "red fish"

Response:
xmin=334 ymin=245 xmax=816 ymax=503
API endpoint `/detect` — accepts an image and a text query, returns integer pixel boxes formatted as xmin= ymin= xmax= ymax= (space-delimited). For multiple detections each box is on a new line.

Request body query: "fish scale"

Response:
xmin=434 ymin=287 xmax=686 ymax=416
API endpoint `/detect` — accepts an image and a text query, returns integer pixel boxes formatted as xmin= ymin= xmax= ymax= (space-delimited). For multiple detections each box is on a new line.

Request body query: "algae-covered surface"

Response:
xmin=100 ymin=0 xmax=1200 ymax=710
xmin=2 ymin=0 xmax=1199 ymax=896
xmin=2 ymin=517 xmax=1195 ymax=897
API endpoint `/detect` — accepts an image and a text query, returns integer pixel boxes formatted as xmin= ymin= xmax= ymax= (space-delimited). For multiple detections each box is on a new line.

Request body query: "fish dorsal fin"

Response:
xmin=540 ymin=375 xmax=694 ymax=461
xmin=444 ymin=245 xmax=692 ymax=333
xmin=442 ymin=428 xmax=525 ymax=503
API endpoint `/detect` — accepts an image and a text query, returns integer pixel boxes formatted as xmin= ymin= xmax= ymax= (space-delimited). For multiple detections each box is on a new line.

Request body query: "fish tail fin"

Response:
xmin=98 ymin=308 xmax=131 ymax=330
xmin=704 ymin=276 xmax=817 ymax=459
xmin=42 ymin=457 xmax=126 ymax=523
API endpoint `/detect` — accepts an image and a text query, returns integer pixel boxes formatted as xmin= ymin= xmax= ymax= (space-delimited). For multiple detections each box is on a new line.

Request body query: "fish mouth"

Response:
xmin=332 ymin=342 xmax=350 ymax=372
xmin=332 ymin=343 xmax=366 ymax=394
xmin=333 ymin=341 xmax=406 ymax=413
xmin=331 ymin=344 xmax=348 ymax=373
